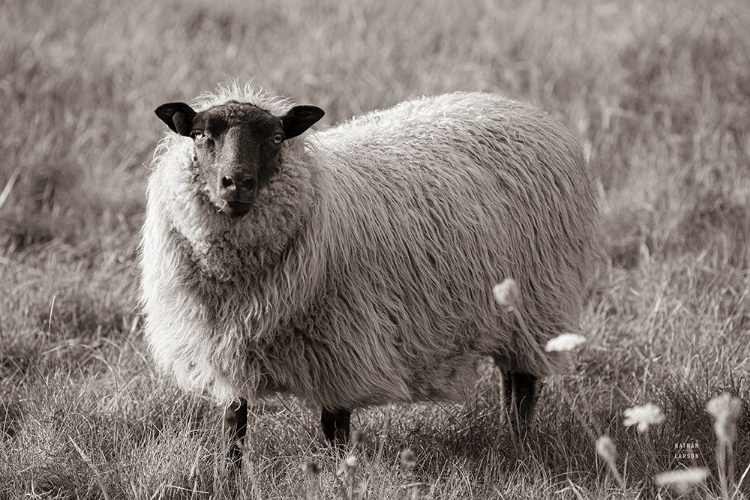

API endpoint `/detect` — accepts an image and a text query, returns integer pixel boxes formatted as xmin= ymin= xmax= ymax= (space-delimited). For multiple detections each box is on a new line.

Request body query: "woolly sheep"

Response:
xmin=141 ymin=83 xmax=597 ymax=465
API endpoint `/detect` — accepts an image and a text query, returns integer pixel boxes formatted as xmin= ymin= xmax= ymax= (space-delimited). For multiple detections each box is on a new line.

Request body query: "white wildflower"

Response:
xmin=707 ymin=393 xmax=742 ymax=444
xmin=337 ymin=454 xmax=358 ymax=476
xmin=596 ymin=435 xmax=617 ymax=464
xmin=545 ymin=333 xmax=586 ymax=352
xmin=654 ymin=467 xmax=708 ymax=494
xmin=623 ymin=403 xmax=665 ymax=433
xmin=596 ymin=435 xmax=625 ymax=487
xmin=493 ymin=278 xmax=519 ymax=311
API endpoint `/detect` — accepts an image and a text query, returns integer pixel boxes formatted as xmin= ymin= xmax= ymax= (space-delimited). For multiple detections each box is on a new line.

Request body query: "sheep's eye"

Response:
xmin=191 ymin=130 xmax=204 ymax=140
xmin=273 ymin=133 xmax=283 ymax=144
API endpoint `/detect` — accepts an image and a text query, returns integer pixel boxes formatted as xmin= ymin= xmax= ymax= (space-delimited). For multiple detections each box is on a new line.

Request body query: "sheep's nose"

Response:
xmin=219 ymin=174 xmax=256 ymax=201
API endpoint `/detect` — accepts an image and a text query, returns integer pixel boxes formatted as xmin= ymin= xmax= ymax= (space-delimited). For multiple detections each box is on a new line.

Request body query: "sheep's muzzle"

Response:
xmin=217 ymin=171 xmax=257 ymax=218
xmin=222 ymin=200 xmax=253 ymax=218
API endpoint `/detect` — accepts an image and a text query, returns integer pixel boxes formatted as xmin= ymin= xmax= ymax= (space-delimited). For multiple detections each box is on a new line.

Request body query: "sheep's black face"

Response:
xmin=155 ymin=100 xmax=324 ymax=219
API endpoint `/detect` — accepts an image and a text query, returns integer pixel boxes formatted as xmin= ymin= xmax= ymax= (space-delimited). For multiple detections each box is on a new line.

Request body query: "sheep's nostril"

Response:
xmin=241 ymin=178 xmax=256 ymax=191
xmin=221 ymin=176 xmax=234 ymax=189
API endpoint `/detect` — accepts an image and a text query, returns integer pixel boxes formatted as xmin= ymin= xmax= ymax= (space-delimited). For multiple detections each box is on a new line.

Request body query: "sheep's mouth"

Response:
xmin=222 ymin=201 xmax=253 ymax=218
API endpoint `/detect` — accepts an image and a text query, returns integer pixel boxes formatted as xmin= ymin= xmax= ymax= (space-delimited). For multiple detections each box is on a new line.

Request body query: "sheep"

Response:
xmin=141 ymin=82 xmax=598 ymax=465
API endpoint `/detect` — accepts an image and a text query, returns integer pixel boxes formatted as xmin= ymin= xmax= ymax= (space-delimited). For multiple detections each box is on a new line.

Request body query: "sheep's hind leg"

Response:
xmin=224 ymin=399 xmax=248 ymax=469
xmin=321 ymin=408 xmax=351 ymax=447
xmin=503 ymin=371 xmax=538 ymax=435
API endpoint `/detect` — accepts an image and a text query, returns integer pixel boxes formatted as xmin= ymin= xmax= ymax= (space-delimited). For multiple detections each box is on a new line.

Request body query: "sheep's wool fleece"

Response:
xmin=141 ymin=84 xmax=597 ymax=409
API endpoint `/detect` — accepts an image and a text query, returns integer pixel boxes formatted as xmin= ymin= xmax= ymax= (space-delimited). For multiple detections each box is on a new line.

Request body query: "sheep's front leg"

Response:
xmin=321 ymin=408 xmax=351 ymax=447
xmin=503 ymin=371 xmax=538 ymax=435
xmin=224 ymin=399 xmax=248 ymax=468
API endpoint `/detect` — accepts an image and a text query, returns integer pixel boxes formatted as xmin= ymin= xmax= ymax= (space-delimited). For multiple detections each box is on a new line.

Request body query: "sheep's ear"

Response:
xmin=281 ymin=105 xmax=325 ymax=139
xmin=155 ymin=102 xmax=197 ymax=136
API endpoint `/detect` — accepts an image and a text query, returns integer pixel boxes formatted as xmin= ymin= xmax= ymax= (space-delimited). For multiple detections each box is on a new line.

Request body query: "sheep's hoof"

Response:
xmin=321 ymin=408 xmax=351 ymax=449
xmin=225 ymin=399 xmax=248 ymax=469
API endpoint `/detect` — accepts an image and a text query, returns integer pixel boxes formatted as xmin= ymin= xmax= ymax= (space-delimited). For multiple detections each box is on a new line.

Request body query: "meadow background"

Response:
xmin=1 ymin=0 xmax=749 ymax=498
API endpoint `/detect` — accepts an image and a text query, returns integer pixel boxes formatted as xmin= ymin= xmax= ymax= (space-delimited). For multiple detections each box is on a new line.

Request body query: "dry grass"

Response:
xmin=2 ymin=0 xmax=749 ymax=498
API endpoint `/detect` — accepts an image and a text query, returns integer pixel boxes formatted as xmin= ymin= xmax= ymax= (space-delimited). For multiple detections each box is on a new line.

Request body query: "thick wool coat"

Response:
xmin=141 ymin=83 xmax=597 ymax=409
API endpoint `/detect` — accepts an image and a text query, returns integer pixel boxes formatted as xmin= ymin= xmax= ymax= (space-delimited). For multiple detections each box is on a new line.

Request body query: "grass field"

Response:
xmin=2 ymin=0 xmax=750 ymax=498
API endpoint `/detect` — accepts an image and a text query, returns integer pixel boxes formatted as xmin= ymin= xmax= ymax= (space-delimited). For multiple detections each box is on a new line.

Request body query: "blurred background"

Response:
xmin=1 ymin=0 xmax=749 ymax=497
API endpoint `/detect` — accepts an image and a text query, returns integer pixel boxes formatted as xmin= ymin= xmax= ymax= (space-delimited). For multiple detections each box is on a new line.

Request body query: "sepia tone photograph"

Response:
xmin=1 ymin=0 xmax=749 ymax=498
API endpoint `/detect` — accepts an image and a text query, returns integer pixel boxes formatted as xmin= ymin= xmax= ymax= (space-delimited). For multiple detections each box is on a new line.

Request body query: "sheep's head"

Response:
xmin=155 ymin=100 xmax=324 ymax=218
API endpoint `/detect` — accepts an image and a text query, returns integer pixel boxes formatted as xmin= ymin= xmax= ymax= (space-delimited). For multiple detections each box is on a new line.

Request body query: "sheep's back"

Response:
xmin=306 ymin=92 xmax=596 ymax=399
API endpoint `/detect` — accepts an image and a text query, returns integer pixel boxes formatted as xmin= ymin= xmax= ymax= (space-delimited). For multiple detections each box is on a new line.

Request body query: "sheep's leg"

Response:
xmin=503 ymin=371 xmax=538 ymax=434
xmin=321 ymin=408 xmax=351 ymax=447
xmin=224 ymin=399 xmax=248 ymax=468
